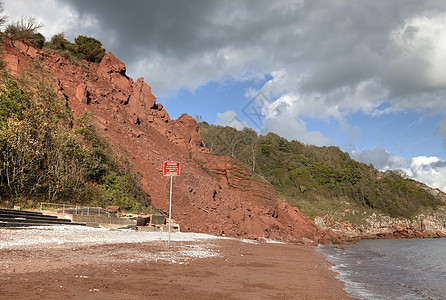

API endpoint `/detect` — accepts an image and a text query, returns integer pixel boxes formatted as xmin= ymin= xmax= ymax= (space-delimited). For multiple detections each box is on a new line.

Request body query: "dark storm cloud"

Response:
xmin=59 ymin=0 xmax=222 ymax=60
xmin=58 ymin=0 xmax=446 ymax=101
xmin=10 ymin=0 xmax=446 ymax=145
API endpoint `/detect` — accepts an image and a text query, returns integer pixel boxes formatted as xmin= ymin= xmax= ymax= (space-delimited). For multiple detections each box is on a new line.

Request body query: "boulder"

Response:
xmin=171 ymin=113 xmax=203 ymax=148
xmin=258 ymin=215 xmax=279 ymax=229
xmin=76 ymin=83 xmax=91 ymax=104
xmin=97 ymin=52 xmax=132 ymax=91
xmin=13 ymin=40 xmax=39 ymax=58
xmin=273 ymin=201 xmax=320 ymax=240
xmin=230 ymin=209 xmax=245 ymax=222
xmin=420 ymin=231 xmax=430 ymax=238
xmin=129 ymin=78 xmax=156 ymax=108
xmin=314 ymin=216 xmax=328 ymax=230
xmin=98 ymin=52 xmax=126 ymax=77
xmin=436 ymin=230 xmax=446 ymax=238
xmin=239 ymin=218 xmax=265 ymax=238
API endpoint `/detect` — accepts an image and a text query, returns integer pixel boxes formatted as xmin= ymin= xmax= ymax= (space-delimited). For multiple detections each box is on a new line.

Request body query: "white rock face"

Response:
xmin=315 ymin=211 xmax=446 ymax=238
xmin=313 ymin=216 xmax=328 ymax=230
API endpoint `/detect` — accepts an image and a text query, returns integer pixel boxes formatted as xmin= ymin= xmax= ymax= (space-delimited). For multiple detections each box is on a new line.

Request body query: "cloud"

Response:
xmin=435 ymin=119 xmax=446 ymax=148
xmin=215 ymin=111 xmax=248 ymax=131
xmin=52 ymin=0 xmax=280 ymax=96
xmin=351 ymin=148 xmax=446 ymax=192
xmin=351 ymin=147 xmax=409 ymax=170
xmin=263 ymin=114 xmax=333 ymax=147
xmin=406 ymin=156 xmax=446 ymax=192
xmin=386 ymin=12 xmax=446 ymax=97
xmin=4 ymin=0 xmax=446 ymax=149
xmin=3 ymin=0 xmax=79 ymax=38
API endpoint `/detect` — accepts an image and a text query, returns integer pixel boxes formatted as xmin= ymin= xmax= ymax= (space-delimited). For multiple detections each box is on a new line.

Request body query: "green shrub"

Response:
xmin=43 ymin=33 xmax=106 ymax=64
xmin=0 ymin=64 xmax=150 ymax=212
xmin=45 ymin=33 xmax=72 ymax=51
xmin=74 ymin=35 xmax=105 ymax=63
xmin=42 ymin=33 xmax=82 ymax=65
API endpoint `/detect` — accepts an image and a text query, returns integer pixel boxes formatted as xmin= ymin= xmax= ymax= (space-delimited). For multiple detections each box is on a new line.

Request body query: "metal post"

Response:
xmin=40 ymin=203 xmax=43 ymax=211
xmin=98 ymin=208 xmax=100 ymax=216
xmin=63 ymin=204 xmax=65 ymax=214
xmin=75 ymin=207 xmax=78 ymax=215
xmin=87 ymin=207 xmax=90 ymax=216
xmin=168 ymin=175 xmax=173 ymax=249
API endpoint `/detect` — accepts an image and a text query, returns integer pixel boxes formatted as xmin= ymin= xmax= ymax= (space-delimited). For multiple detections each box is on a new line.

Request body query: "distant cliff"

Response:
xmin=315 ymin=183 xmax=446 ymax=239
xmin=199 ymin=122 xmax=446 ymax=240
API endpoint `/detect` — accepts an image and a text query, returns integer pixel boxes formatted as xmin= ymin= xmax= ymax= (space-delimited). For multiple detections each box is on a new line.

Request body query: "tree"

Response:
xmin=0 ymin=64 xmax=150 ymax=211
xmin=196 ymin=121 xmax=444 ymax=221
xmin=240 ymin=127 xmax=258 ymax=171
xmin=222 ymin=126 xmax=242 ymax=158
xmin=0 ymin=1 xmax=7 ymax=29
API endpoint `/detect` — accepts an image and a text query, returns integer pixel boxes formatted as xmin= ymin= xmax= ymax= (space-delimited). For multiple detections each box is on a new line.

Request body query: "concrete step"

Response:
xmin=0 ymin=222 xmax=86 ymax=228
xmin=0 ymin=211 xmax=59 ymax=221
xmin=0 ymin=222 xmax=50 ymax=228
xmin=0 ymin=208 xmax=86 ymax=228
xmin=0 ymin=208 xmax=45 ymax=216
xmin=0 ymin=217 xmax=74 ymax=225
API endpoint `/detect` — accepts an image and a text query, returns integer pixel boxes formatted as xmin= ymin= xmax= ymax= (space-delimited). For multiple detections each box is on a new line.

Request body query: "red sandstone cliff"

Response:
xmin=2 ymin=38 xmax=337 ymax=244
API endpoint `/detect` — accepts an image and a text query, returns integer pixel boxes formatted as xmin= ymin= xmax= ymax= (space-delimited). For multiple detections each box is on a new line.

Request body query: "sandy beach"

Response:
xmin=0 ymin=226 xmax=352 ymax=299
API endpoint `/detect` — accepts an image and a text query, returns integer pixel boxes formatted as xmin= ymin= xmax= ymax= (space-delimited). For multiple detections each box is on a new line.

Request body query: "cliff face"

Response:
xmin=314 ymin=184 xmax=446 ymax=240
xmin=316 ymin=211 xmax=446 ymax=239
xmin=2 ymin=38 xmax=336 ymax=244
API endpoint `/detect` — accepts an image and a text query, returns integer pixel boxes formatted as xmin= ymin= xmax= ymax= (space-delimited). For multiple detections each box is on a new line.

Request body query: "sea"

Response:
xmin=317 ymin=238 xmax=446 ymax=300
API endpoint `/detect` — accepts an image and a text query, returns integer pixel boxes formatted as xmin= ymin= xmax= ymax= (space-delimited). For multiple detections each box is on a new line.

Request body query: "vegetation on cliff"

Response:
xmin=4 ymin=16 xmax=45 ymax=49
xmin=199 ymin=122 xmax=444 ymax=221
xmin=0 ymin=5 xmax=104 ymax=64
xmin=0 ymin=7 xmax=143 ymax=211
xmin=0 ymin=62 xmax=150 ymax=211
xmin=43 ymin=33 xmax=106 ymax=63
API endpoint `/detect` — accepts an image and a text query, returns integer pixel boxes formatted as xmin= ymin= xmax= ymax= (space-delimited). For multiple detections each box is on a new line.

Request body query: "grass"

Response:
xmin=281 ymin=194 xmax=371 ymax=225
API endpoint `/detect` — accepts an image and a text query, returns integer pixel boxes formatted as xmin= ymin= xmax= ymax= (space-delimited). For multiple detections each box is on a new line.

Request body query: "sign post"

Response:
xmin=163 ymin=161 xmax=180 ymax=249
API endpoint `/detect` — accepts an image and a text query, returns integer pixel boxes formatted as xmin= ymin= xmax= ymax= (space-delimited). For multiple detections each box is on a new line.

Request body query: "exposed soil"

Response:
xmin=0 ymin=237 xmax=352 ymax=299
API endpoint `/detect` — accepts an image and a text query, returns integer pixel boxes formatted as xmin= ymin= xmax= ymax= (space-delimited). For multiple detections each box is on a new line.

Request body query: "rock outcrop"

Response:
xmin=1 ymin=37 xmax=336 ymax=244
xmin=315 ymin=210 xmax=446 ymax=240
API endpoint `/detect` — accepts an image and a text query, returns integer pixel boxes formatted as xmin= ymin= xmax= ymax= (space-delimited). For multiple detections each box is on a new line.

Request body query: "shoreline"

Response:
xmin=318 ymin=237 xmax=446 ymax=299
xmin=0 ymin=226 xmax=353 ymax=299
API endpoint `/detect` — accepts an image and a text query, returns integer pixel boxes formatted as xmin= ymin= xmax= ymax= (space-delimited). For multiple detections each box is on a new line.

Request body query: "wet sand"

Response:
xmin=0 ymin=228 xmax=353 ymax=299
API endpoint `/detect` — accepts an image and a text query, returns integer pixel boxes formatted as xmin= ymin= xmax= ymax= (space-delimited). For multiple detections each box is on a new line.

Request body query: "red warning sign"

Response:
xmin=163 ymin=161 xmax=180 ymax=176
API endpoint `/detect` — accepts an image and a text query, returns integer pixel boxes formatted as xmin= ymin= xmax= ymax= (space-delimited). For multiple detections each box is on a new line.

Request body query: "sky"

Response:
xmin=3 ymin=0 xmax=446 ymax=191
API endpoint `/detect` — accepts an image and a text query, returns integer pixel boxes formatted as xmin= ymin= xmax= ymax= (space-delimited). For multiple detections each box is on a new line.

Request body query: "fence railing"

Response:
xmin=39 ymin=202 xmax=119 ymax=217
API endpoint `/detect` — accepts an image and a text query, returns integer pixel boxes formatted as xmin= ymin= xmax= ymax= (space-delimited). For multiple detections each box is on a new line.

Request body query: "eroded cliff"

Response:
xmin=2 ymin=38 xmax=337 ymax=244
